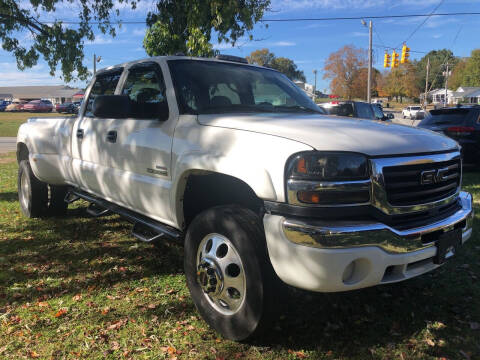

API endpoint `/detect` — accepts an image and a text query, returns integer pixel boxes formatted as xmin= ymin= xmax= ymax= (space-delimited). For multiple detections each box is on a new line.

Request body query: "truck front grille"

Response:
xmin=383 ymin=158 xmax=460 ymax=206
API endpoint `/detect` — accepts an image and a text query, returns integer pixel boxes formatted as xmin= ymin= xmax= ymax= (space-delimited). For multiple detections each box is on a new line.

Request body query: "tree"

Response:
xmin=381 ymin=63 xmax=418 ymax=102
xmin=323 ymin=45 xmax=367 ymax=99
xmin=414 ymin=49 xmax=457 ymax=93
xmin=270 ymin=57 xmax=306 ymax=82
xmin=246 ymin=48 xmax=275 ymax=67
xmin=143 ymin=0 xmax=270 ymax=57
xmin=350 ymin=67 xmax=380 ymax=99
xmin=449 ymin=58 xmax=467 ymax=90
xmin=0 ymin=0 xmax=139 ymax=82
xmin=246 ymin=49 xmax=306 ymax=81
xmin=462 ymin=49 xmax=480 ymax=87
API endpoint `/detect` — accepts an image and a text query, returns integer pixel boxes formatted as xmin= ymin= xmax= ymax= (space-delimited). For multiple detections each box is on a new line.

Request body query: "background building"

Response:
xmin=0 ymin=85 xmax=83 ymax=105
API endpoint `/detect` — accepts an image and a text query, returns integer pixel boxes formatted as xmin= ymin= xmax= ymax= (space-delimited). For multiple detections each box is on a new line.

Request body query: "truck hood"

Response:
xmin=198 ymin=113 xmax=459 ymax=156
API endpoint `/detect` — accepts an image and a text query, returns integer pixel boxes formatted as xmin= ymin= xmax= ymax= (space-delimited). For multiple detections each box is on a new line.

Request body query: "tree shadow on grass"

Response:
xmin=0 ymin=191 xmax=17 ymax=202
xmin=0 ymin=206 xmax=184 ymax=307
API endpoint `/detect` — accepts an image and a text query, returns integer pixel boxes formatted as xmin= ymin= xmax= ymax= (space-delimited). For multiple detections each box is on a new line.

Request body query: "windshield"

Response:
xmin=168 ymin=60 xmax=323 ymax=115
xmin=420 ymin=108 xmax=471 ymax=126
xmin=411 ymin=106 xmax=421 ymax=110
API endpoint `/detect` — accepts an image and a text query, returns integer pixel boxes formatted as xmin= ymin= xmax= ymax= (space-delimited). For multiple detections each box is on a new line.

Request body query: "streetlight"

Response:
xmin=361 ymin=19 xmax=373 ymax=103
xmin=93 ymin=54 xmax=102 ymax=75
xmin=312 ymin=69 xmax=317 ymax=102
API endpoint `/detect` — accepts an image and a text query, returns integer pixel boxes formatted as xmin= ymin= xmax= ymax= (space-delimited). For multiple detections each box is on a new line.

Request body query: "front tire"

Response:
xmin=184 ymin=205 xmax=278 ymax=341
xmin=18 ymin=160 xmax=48 ymax=218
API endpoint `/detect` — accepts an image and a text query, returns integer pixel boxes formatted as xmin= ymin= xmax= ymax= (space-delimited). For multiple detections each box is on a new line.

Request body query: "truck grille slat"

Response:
xmin=383 ymin=158 xmax=461 ymax=206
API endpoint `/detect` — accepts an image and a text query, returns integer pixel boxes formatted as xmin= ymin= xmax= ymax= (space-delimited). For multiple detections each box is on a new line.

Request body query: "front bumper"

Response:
xmin=264 ymin=191 xmax=473 ymax=292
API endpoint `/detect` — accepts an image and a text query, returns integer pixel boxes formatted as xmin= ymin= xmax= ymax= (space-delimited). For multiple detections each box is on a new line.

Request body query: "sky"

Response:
xmin=1 ymin=0 xmax=480 ymax=91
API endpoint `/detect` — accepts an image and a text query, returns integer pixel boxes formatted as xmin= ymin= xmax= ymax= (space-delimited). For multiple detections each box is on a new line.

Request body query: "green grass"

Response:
xmin=0 ymin=152 xmax=479 ymax=359
xmin=0 ymin=112 xmax=68 ymax=137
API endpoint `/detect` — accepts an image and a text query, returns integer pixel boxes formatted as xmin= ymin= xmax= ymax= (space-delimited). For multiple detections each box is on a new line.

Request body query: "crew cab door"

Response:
xmin=101 ymin=61 xmax=176 ymax=225
xmin=72 ymin=68 xmax=124 ymax=195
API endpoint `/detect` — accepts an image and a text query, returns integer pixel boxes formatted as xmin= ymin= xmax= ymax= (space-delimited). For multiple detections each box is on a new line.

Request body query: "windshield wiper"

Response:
xmin=274 ymin=105 xmax=323 ymax=114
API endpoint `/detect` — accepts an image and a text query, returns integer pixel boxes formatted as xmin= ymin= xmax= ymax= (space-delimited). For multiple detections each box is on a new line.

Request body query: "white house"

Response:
xmin=294 ymin=81 xmax=315 ymax=99
xmin=451 ymin=87 xmax=480 ymax=104
xmin=423 ymin=87 xmax=480 ymax=105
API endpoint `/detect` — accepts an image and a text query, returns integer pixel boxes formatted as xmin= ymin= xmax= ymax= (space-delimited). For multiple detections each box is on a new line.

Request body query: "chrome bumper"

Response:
xmin=282 ymin=191 xmax=473 ymax=254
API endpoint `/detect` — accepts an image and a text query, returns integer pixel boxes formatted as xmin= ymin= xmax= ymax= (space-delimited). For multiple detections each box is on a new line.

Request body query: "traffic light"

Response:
xmin=383 ymin=52 xmax=391 ymax=68
xmin=401 ymin=44 xmax=410 ymax=64
xmin=391 ymin=51 xmax=399 ymax=68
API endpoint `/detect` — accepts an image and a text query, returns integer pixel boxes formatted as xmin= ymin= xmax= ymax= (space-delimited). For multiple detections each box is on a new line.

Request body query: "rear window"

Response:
xmin=411 ymin=106 xmax=421 ymax=110
xmin=421 ymin=108 xmax=472 ymax=125
xmin=324 ymin=103 xmax=354 ymax=117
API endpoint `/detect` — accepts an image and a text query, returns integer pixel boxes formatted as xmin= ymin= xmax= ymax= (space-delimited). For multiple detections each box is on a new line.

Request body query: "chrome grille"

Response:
xmin=383 ymin=158 xmax=461 ymax=206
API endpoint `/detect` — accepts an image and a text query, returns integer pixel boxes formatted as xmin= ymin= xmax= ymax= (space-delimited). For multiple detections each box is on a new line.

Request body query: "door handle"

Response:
xmin=106 ymin=130 xmax=117 ymax=143
xmin=76 ymin=129 xmax=84 ymax=139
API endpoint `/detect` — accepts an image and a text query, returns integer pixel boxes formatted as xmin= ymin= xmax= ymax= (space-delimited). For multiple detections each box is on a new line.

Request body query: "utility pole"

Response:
xmin=312 ymin=69 xmax=317 ymax=102
xmin=361 ymin=19 xmax=373 ymax=103
xmin=367 ymin=20 xmax=372 ymax=103
xmin=424 ymin=58 xmax=430 ymax=109
xmin=444 ymin=63 xmax=451 ymax=107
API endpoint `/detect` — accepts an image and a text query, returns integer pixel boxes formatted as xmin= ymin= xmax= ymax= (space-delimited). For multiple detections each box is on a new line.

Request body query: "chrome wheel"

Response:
xmin=196 ymin=233 xmax=246 ymax=315
xmin=19 ymin=170 xmax=30 ymax=210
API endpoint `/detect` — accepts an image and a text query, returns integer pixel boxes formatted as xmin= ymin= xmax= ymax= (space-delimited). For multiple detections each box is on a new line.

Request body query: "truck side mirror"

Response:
xmin=93 ymin=95 xmax=131 ymax=118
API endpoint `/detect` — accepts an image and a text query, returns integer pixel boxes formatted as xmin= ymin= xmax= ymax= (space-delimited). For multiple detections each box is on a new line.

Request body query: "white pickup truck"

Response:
xmin=16 ymin=55 xmax=473 ymax=340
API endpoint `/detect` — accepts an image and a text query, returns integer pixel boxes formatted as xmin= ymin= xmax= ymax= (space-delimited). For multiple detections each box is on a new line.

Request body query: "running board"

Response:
xmin=86 ymin=203 xmax=110 ymax=217
xmin=68 ymin=189 xmax=183 ymax=243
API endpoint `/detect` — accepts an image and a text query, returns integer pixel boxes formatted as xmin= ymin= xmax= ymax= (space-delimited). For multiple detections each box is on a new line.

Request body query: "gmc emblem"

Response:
xmin=420 ymin=167 xmax=450 ymax=185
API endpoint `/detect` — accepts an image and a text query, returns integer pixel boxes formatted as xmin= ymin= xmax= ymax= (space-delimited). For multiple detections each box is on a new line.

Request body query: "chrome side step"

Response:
xmin=68 ymin=189 xmax=183 ymax=243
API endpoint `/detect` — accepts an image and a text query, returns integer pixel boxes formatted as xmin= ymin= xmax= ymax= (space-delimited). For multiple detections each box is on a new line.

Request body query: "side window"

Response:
xmin=356 ymin=102 xmax=374 ymax=119
xmin=372 ymin=105 xmax=384 ymax=119
xmin=209 ymin=83 xmax=241 ymax=106
xmin=122 ymin=63 xmax=168 ymax=119
xmin=84 ymin=70 xmax=123 ymax=117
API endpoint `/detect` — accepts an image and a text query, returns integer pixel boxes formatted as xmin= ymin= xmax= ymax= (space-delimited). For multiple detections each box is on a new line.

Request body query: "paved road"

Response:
xmin=0 ymin=137 xmax=16 ymax=154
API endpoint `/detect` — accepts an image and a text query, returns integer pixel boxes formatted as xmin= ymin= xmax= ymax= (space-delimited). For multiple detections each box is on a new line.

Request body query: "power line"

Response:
xmin=398 ymin=0 xmax=445 ymax=48
xmin=23 ymin=11 xmax=480 ymax=25
xmin=259 ymin=12 xmax=480 ymax=22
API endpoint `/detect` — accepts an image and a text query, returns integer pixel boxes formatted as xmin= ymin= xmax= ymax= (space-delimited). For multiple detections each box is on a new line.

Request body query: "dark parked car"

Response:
xmin=320 ymin=101 xmax=393 ymax=121
xmin=0 ymin=100 xmax=11 ymax=111
xmin=418 ymin=106 xmax=480 ymax=164
xmin=55 ymin=102 xmax=76 ymax=113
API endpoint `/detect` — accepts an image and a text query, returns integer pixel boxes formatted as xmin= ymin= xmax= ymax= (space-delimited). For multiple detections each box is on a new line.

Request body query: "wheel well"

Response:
xmin=17 ymin=143 xmax=29 ymax=163
xmin=182 ymin=172 xmax=264 ymax=229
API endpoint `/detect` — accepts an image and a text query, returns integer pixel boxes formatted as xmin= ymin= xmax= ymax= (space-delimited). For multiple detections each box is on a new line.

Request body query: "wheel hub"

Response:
xmin=195 ymin=234 xmax=246 ymax=315
xmin=197 ymin=258 xmax=222 ymax=295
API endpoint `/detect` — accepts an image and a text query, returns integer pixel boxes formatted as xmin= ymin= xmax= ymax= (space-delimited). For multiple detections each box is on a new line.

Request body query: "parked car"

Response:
xmin=55 ymin=102 xmax=76 ymax=113
xmin=23 ymin=99 xmax=53 ymax=112
xmin=372 ymin=99 xmax=383 ymax=109
xmin=402 ymin=105 xmax=422 ymax=119
xmin=5 ymin=100 xmax=26 ymax=112
xmin=16 ymin=55 xmax=473 ymax=341
xmin=0 ymin=100 xmax=11 ymax=111
xmin=72 ymin=101 xmax=82 ymax=114
xmin=418 ymin=106 xmax=480 ymax=164
xmin=320 ymin=101 xmax=393 ymax=121
xmin=371 ymin=103 xmax=394 ymax=121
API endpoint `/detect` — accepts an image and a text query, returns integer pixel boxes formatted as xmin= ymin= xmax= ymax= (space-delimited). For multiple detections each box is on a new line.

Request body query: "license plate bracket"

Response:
xmin=433 ymin=228 xmax=462 ymax=265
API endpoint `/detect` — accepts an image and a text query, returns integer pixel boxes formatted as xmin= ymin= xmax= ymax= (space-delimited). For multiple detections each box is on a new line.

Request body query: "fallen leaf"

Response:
xmin=54 ymin=308 xmax=67 ymax=318
xmin=28 ymin=350 xmax=40 ymax=358
xmin=37 ymin=302 xmax=49 ymax=307
xmin=147 ymin=303 xmax=156 ymax=309
xmin=73 ymin=294 xmax=82 ymax=301
xmin=101 ymin=307 xmax=111 ymax=315
xmin=425 ymin=338 xmax=435 ymax=347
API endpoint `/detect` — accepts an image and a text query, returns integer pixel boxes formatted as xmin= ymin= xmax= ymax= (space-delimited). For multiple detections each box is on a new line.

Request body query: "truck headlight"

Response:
xmin=286 ymin=152 xmax=371 ymax=206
